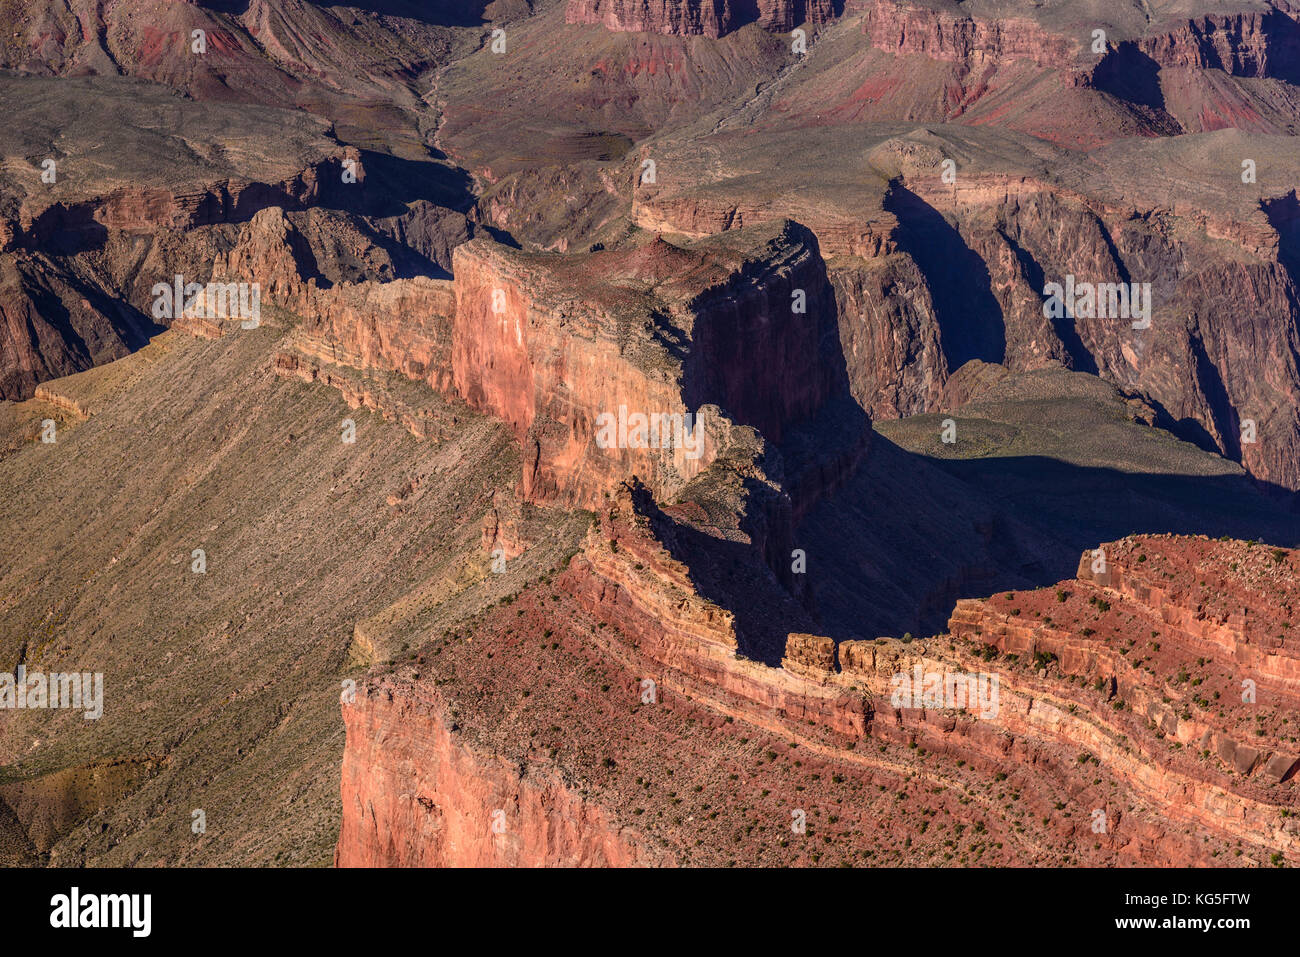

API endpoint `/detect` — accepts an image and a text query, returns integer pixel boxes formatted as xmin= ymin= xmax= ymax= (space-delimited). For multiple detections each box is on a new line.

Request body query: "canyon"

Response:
xmin=1 ymin=0 xmax=1300 ymax=869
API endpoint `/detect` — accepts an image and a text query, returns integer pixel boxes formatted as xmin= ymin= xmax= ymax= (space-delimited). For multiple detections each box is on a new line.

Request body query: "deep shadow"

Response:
xmin=310 ymin=1 xmax=495 ymax=27
xmin=730 ymin=0 xmax=847 ymax=30
xmin=730 ymin=0 xmax=763 ymax=24
xmin=200 ymin=1 xmax=252 ymax=13
xmin=1191 ymin=331 xmax=1242 ymax=462
xmin=24 ymin=284 xmax=92 ymax=367
xmin=321 ymin=150 xmax=476 ymax=219
xmin=633 ymin=480 xmax=818 ymax=666
xmin=680 ymin=221 xmax=857 ymax=443
xmin=80 ymin=282 xmax=165 ymax=351
xmin=1261 ymin=193 xmax=1300 ymax=404
xmin=926 ymin=451 xmax=1300 ymax=550
xmin=1128 ymin=336 xmax=1248 ymax=467
xmin=24 ymin=203 xmax=108 ymax=255
xmin=1261 ymin=9 xmax=1300 ymax=84
xmin=24 ymin=271 xmax=163 ymax=372
xmin=641 ymin=223 xmax=872 ymax=662
xmin=798 ymin=433 xmax=1300 ymax=642
xmin=628 ymin=217 xmax=1300 ymax=654
xmin=1264 ymin=190 xmax=1300 ymax=282
xmin=650 ymin=399 xmax=1300 ymax=655
xmin=885 ymin=183 xmax=1006 ymax=369
xmin=316 ymin=149 xmax=484 ymax=278
xmin=1092 ymin=44 xmax=1167 ymax=113
xmin=1139 ymin=392 xmax=1229 ymax=461
xmin=477 ymin=224 xmax=522 ymax=250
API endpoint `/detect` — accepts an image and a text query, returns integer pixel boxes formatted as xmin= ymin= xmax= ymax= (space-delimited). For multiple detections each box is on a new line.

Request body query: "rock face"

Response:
xmin=450 ymin=221 xmax=855 ymax=507
xmin=859 ymin=0 xmax=1075 ymax=68
xmin=855 ymin=0 xmax=1300 ymax=80
xmin=337 ymin=681 xmax=664 ymax=866
xmin=1136 ymin=8 xmax=1300 ymax=77
xmin=635 ymin=120 xmax=1300 ymax=489
xmin=285 ymin=278 xmax=457 ymax=395
xmin=565 ymin=0 xmax=838 ymax=37
xmin=894 ymin=140 xmax=1300 ymax=491
xmin=338 ymin=525 xmax=1300 ymax=866
xmin=218 ymin=207 xmax=460 ymax=395
xmin=208 ymin=210 xmax=861 ymax=512
xmin=945 ymin=535 xmax=1300 ymax=859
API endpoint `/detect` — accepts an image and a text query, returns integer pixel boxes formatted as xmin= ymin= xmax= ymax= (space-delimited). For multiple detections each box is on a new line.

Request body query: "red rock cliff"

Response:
xmin=450 ymin=221 xmax=852 ymax=508
xmin=565 ymin=0 xmax=838 ymax=37
xmin=338 ymin=526 xmax=1300 ymax=866
xmin=337 ymin=679 xmax=666 ymax=866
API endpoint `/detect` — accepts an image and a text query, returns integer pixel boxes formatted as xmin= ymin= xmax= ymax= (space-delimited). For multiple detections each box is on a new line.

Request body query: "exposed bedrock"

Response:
xmin=182 ymin=209 xmax=869 ymax=614
xmin=635 ymin=133 xmax=1300 ymax=490
xmin=856 ymin=0 xmax=1300 ymax=81
xmin=909 ymin=177 xmax=1300 ymax=492
xmin=449 ymin=220 xmax=866 ymax=509
xmin=336 ymin=681 xmax=666 ymax=867
xmin=565 ymin=0 xmax=839 ymax=38
xmin=0 ymin=71 xmax=392 ymax=403
xmin=858 ymin=0 xmax=1075 ymax=68
xmin=1134 ymin=7 xmax=1300 ymax=79
xmin=338 ymin=514 xmax=1300 ymax=865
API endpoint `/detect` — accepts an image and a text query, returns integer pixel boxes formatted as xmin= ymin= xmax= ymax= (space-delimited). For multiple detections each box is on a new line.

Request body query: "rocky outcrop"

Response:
xmin=338 ymin=519 xmax=1300 ymax=866
xmin=281 ymin=278 xmax=457 ymax=396
xmin=450 ymin=221 xmax=858 ymax=508
xmin=0 ymin=254 xmax=144 ymax=400
xmin=180 ymin=210 xmax=866 ymax=519
xmin=0 ymin=71 xmax=365 ymax=401
xmin=859 ymin=0 xmax=1076 ymax=68
xmin=11 ymin=156 xmax=356 ymax=246
xmin=1136 ymin=8 xmax=1300 ymax=78
xmin=635 ymin=121 xmax=1300 ymax=488
xmin=565 ymin=0 xmax=838 ymax=37
xmin=903 ymin=165 xmax=1300 ymax=490
xmin=337 ymin=681 xmax=665 ymax=866
xmin=943 ymin=535 xmax=1300 ymax=856
xmin=856 ymin=0 xmax=1300 ymax=81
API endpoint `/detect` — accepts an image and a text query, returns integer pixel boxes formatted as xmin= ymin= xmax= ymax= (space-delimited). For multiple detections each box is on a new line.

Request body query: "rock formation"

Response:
xmin=337 ymin=521 xmax=1300 ymax=865
xmin=7 ymin=0 xmax=1300 ymax=873
xmin=565 ymin=0 xmax=839 ymax=37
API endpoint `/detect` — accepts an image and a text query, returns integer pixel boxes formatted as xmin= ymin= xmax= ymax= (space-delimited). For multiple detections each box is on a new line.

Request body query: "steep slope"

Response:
xmin=0 ymin=0 xmax=492 ymax=155
xmin=339 ymin=514 xmax=1300 ymax=866
xmin=565 ymin=0 xmax=839 ymax=37
xmin=0 ymin=289 xmax=593 ymax=865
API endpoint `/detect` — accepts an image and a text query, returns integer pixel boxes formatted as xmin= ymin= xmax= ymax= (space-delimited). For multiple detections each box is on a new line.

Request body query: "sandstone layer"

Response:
xmin=338 ymin=518 xmax=1300 ymax=866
